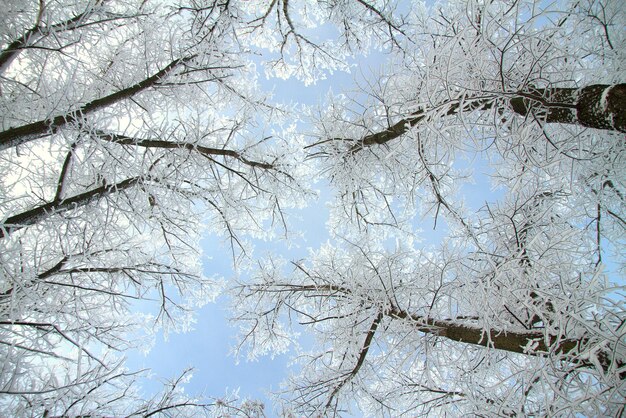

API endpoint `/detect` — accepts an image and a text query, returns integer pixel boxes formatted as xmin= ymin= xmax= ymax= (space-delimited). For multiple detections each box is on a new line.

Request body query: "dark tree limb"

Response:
xmin=0 ymin=56 xmax=194 ymax=152
xmin=266 ymin=281 xmax=623 ymax=376
xmin=324 ymin=310 xmax=383 ymax=412
xmin=94 ymin=130 xmax=275 ymax=169
xmin=349 ymin=97 xmax=493 ymax=151
xmin=0 ymin=176 xmax=142 ymax=238
xmin=386 ymin=307 xmax=623 ymax=376
xmin=54 ymin=142 xmax=78 ymax=201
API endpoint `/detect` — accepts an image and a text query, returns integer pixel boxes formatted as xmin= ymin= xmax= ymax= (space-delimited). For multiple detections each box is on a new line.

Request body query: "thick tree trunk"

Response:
xmin=510 ymin=84 xmax=626 ymax=132
xmin=350 ymin=84 xmax=625 ymax=151
xmin=387 ymin=307 xmax=622 ymax=375
xmin=0 ymin=176 xmax=141 ymax=238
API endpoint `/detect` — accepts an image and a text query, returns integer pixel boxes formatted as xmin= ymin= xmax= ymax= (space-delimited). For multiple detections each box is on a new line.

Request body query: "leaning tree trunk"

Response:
xmin=386 ymin=307 xmax=624 ymax=378
xmin=273 ymin=283 xmax=624 ymax=376
xmin=510 ymin=84 xmax=626 ymax=132
xmin=349 ymin=83 xmax=625 ymax=151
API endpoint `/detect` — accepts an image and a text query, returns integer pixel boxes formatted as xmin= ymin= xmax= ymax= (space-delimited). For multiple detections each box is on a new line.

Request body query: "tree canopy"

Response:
xmin=1 ymin=0 xmax=624 ymax=416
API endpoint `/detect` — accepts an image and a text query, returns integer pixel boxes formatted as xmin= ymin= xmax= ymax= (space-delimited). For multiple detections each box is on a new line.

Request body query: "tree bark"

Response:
xmin=349 ymin=84 xmax=626 ymax=152
xmin=387 ymin=307 xmax=622 ymax=375
xmin=510 ymin=84 xmax=626 ymax=132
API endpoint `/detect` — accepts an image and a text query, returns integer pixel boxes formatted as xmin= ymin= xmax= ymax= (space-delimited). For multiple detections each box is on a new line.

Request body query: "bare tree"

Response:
xmin=0 ymin=0 xmax=307 ymax=415
xmin=234 ymin=239 xmax=624 ymax=416
xmin=308 ymin=1 xmax=624 ymax=236
xmin=232 ymin=0 xmax=626 ymax=416
xmin=0 ymin=0 xmax=416 ymax=414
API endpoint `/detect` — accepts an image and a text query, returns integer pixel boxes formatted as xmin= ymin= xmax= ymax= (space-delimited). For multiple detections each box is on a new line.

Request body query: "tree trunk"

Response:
xmin=510 ymin=84 xmax=626 ymax=132
xmin=270 ymin=283 xmax=623 ymax=375
xmin=387 ymin=307 xmax=622 ymax=376
xmin=349 ymin=83 xmax=625 ymax=151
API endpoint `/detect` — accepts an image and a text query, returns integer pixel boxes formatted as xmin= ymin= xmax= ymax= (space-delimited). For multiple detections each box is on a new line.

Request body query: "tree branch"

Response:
xmin=0 ymin=56 xmax=195 ymax=151
xmin=94 ymin=130 xmax=275 ymax=169
xmin=386 ymin=307 xmax=623 ymax=375
xmin=0 ymin=176 xmax=142 ymax=238
xmin=0 ymin=0 xmax=106 ymax=75
xmin=54 ymin=142 xmax=78 ymax=202
xmin=325 ymin=310 xmax=383 ymax=412
xmin=265 ymin=281 xmax=623 ymax=376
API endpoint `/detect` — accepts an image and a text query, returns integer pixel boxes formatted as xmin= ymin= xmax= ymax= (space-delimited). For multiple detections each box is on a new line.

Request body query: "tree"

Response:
xmin=0 ymin=0 xmax=308 ymax=415
xmin=0 ymin=0 xmax=418 ymax=414
xmin=232 ymin=0 xmax=625 ymax=416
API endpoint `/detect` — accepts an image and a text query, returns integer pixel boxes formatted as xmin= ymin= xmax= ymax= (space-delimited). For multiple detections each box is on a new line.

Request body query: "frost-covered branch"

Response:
xmin=0 ymin=56 xmax=194 ymax=151
xmin=0 ymin=0 xmax=109 ymax=75
xmin=1 ymin=176 xmax=142 ymax=238
xmin=94 ymin=130 xmax=276 ymax=170
xmin=318 ymin=84 xmax=626 ymax=154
